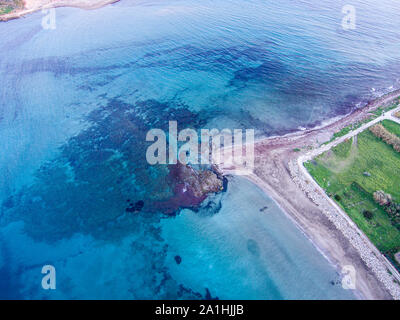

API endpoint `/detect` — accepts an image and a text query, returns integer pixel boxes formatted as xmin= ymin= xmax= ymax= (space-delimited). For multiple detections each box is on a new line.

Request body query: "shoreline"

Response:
xmin=223 ymin=169 xmax=366 ymax=300
xmin=218 ymin=89 xmax=400 ymax=300
xmin=252 ymin=88 xmax=400 ymax=147
xmin=229 ymin=171 xmax=366 ymax=300
xmin=2 ymin=0 xmax=400 ymax=299
xmin=0 ymin=0 xmax=121 ymax=21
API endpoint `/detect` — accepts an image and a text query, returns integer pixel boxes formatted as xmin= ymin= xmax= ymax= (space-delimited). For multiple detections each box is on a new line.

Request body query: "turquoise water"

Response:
xmin=1 ymin=0 xmax=400 ymax=299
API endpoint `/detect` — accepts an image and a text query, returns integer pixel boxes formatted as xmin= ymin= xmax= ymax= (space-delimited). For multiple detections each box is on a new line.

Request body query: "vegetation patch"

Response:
xmin=305 ymin=123 xmax=400 ymax=265
xmin=0 ymin=6 xmax=12 ymax=15
xmin=331 ymin=138 xmax=353 ymax=158
xmin=0 ymin=0 xmax=23 ymax=16
xmin=373 ymin=190 xmax=400 ymax=231
xmin=382 ymin=119 xmax=400 ymax=137
xmin=322 ymin=103 xmax=399 ymax=146
xmin=369 ymin=123 xmax=400 ymax=152
xmin=372 ymin=102 xmax=399 ymax=117
xmin=332 ymin=126 xmax=352 ymax=140
xmin=322 ymin=117 xmax=372 ymax=146
xmin=363 ymin=210 xmax=373 ymax=220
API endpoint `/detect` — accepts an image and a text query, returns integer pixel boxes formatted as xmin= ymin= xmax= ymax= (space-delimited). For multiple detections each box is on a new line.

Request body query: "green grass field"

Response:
xmin=0 ymin=6 xmax=13 ymax=15
xmin=305 ymin=122 xmax=400 ymax=259
xmin=382 ymin=119 xmax=400 ymax=137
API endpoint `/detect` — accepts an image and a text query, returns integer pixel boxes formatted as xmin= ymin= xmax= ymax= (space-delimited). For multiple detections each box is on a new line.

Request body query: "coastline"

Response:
xmin=2 ymin=0 xmax=400 ymax=299
xmin=218 ymin=89 xmax=400 ymax=300
xmin=228 ymin=171 xmax=366 ymax=300
xmin=0 ymin=0 xmax=121 ymax=21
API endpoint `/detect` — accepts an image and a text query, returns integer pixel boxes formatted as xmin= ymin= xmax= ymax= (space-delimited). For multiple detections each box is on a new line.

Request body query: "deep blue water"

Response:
xmin=0 ymin=0 xmax=400 ymax=299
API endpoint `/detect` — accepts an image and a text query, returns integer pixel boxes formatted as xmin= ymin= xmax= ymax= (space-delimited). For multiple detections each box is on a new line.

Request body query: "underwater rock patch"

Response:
xmin=174 ymin=255 xmax=182 ymax=265
xmin=205 ymin=288 xmax=219 ymax=300
xmin=1 ymin=98 xmax=222 ymax=241
xmin=247 ymin=239 xmax=260 ymax=257
xmin=126 ymin=200 xmax=145 ymax=213
xmin=153 ymin=163 xmax=224 ymax=215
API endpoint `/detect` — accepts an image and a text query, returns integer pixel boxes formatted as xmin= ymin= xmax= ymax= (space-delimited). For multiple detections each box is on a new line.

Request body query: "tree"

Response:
xmin=334 ymin=194 xmax=341 ymax=201
xmin=363 ymin=210 xmax=373 ymax=220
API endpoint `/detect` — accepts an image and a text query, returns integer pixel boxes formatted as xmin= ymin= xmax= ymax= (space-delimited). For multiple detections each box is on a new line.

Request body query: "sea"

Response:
xmin=1 ymin=0 xmax=400 ymax=299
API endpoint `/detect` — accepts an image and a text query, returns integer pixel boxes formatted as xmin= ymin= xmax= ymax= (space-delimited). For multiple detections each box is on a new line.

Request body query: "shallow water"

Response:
xmin=161 ymin=176 xmax=355 ymax=300
xmin=1 ymin=0 xmax=400 ymax=299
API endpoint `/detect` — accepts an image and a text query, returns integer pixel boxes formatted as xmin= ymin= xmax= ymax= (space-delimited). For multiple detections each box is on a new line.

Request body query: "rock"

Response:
xmin=395 ymin=252 xmax=400 ymax=265
xmin=174 ymin=255 xmax=182 ymax=265
xmin=170 ymin=164 xmax=223 ymax=197
xmin=134 ymin=200 xmax=144 ymax=211
xmin=154 ymin=164 xmax=224 ymax=214
xmin=222 ymin=176 xmax=228 ymax=192
xmin=125 ymin=200 xmax=144 ymax=213
xmin=205 ymin=288 xmax=219 ymax=300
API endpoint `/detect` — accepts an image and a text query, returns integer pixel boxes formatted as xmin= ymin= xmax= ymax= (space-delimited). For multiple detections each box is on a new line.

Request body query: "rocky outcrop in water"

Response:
xmin=0 ymin=98 xmax=220 ymax=240
xmin=154 ymin=163 xmax=224 ymax=215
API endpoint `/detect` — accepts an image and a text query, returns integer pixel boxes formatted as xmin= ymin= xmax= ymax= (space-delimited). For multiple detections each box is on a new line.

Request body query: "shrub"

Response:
xmin=334 ymin=194 xmax=341 ymax=201
xmin=363 ymin=210 xmax=373 ymax=220
xmin=373 ymin=190 xmax=400 ymax=227
xmin=373 ymin=190 xmax=392 ymax=206
xmin=369 ymin=124 xmax=400 ymax=152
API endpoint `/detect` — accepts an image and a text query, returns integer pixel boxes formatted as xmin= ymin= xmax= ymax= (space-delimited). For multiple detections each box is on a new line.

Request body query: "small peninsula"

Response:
xmin=0 ymin=0 xmax=119 ymax=21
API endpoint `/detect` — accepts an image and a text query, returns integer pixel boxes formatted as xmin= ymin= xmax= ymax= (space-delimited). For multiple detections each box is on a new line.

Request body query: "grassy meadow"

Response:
xmin=382 ymin=119 xmax=400 ymax=137
xmin=305 ymin=121 xmax=400 ymax=263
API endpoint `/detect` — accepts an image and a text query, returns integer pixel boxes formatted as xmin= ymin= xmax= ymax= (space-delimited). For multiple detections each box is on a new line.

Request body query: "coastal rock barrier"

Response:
xmin=288 ymin=160 xmax=400 ymax=300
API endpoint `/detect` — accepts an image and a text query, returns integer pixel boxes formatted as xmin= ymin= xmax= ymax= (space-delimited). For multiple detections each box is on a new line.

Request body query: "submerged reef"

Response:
xmin=0 ymin=98 xmax=224 ymax=241
xmin=154 ymin=163 xmax=223 ymax=215
xmin=0 ymin=98 xmax=226 ymax=299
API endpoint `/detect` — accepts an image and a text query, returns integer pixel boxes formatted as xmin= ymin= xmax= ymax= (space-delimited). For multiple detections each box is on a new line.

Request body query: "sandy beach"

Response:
xmin=0 ymin=0 xmax=120 ymax=21
xmin=218 ymin=89 xmax=400 ymax=300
